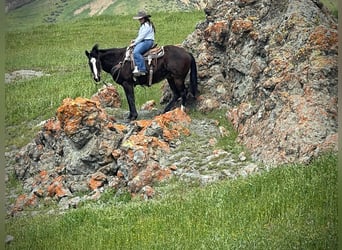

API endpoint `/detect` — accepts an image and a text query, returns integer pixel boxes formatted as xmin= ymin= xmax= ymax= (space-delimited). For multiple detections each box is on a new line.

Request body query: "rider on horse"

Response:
xmin=130 ymin=10 xmax=156 ymax=77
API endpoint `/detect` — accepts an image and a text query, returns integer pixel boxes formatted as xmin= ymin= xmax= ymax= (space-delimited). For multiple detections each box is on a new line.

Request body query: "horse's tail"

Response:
xmin=189 ymin=53 xmax=198 ymax=97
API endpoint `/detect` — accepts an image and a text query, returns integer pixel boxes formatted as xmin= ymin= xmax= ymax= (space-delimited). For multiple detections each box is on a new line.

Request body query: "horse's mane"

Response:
xmin=93 ymin=44 xmax=126 ymax=54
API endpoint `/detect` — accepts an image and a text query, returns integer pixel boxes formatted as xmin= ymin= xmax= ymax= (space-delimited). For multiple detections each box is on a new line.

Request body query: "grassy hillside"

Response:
xmin=5 ymin=0 xmax=202 ymax=31
xmin=320 ymin=0 xmax=338 ymax=17
xmin=5 ymin=0 xmax=338 ymax=31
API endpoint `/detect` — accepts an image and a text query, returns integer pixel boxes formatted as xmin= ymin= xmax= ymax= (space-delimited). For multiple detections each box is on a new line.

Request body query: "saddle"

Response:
xmin=125 ymin=44 xmax=164 ymax=85
xmin=143 ymin=44 xmax=164 ymax=59
xmin=125 ymin=44 xmax=164 ymax=62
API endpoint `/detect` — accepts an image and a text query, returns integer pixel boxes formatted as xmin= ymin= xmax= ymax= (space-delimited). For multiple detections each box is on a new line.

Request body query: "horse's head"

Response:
xmin=85 ymin=44 xmax=101 ymax=82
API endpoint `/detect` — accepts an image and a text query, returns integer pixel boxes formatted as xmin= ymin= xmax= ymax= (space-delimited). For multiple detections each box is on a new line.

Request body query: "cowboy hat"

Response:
xmin=133 ymin=10 xmax=151 ymax=19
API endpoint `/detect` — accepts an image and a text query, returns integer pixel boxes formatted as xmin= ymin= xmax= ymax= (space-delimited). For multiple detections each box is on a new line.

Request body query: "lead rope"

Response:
xmin=101 ymin=71 xmax=111 ymax=86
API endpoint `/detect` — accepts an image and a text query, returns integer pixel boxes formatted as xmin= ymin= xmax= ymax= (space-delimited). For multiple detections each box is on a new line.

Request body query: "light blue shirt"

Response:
xmin=133 ymin=22 xmax=155 ymax=45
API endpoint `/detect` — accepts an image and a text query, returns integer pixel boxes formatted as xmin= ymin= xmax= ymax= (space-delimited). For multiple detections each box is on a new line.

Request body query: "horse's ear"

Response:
xmin=92 ymin=44 xmax=99 ymax=52
xmin=85 ymin=50 xmax=90 ymax=57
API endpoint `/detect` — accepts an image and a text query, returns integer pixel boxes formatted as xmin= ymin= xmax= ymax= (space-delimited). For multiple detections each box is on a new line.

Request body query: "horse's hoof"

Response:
xmin=127 ymin=114 xmax=138 ymax=121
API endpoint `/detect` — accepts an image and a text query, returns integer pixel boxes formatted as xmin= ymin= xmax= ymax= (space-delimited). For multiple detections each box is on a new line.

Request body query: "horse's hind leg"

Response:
xmin=180 ymin=85 xmax=187 ymax=111
xmin=163 ymin=78 xmax=186 ymax=113
xmin=176 ymin=78 xmax=187 ymax=111
xmin=163 ymin=94 xmax=179 ymax=113
xmin=163 ymin=78 xmax=179 ymax=113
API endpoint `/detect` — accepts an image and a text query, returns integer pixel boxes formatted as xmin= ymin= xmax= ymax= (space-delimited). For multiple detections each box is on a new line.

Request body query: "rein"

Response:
xmin=111 ymin=47 xmax=131 ymax=82
xmin=111 ymin=62 xmax=123 ymax=82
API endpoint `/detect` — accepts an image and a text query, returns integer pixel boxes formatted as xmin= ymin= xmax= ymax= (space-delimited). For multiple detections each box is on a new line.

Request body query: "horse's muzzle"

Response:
xmin=93 ymin=76 xmax=101 ymax=82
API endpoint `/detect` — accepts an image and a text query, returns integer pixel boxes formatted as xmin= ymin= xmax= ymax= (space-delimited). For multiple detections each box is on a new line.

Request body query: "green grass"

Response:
xmin=5 ymin=0 xmax=337 ymax=32
xmin=5 ymin=11 xmax=205 ymax=148
xmin=5 ymin=153 xmax=337 ymax=249
xmin=320 ymin=0 xmax=338 ymax=17
xmin=190 ymin=109 xmax=246 ymax=156
xmin=5 ymin=0 xmax=201 ymax=31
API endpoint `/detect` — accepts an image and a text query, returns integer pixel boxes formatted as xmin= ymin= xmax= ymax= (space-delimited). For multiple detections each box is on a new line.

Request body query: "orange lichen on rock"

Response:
xmin=308 ymin=26 xmax=338 ymax=51
xmin=91 ymin=85 xmax=121 ymax=108
xmin=111 ymin=123 xmax=128 ymax=133
xmin=231 ymin=19 xmax=253 ymax=34
xmin=126 ymin=134 xmax=170 ymax=153
xmin=141 ymin=100 xmax=156 ymax=110
xmin=11 ymin=193 xmax=39 ymax=215
xmin=56 ymin=97 xmax=107 ymax=135
xmin=88 ymin=172 xmax=107 ymax=190
xmin=135 ymin=119 xmax=153 ymax=130
xmin=204 ymin=21 xmax=229 ymax=43
xmin=135 ymin=108 xmax=191 ymax=141
xmin=43 ymin=118 xmax=61 ymax=133
xmin=47 ymin=176 xmax=69 ymax=198
xmin=38 ymin=170 xmax=49 ymax=181
xmin=156 ymin=107 xmax=191 ymax=124
xmin=141 ymin=185 xmax=155 ymax=199
xmin=112 ymin=149 xmax=122 ymax=159
xmin=129 ymin=162 xmax=171 ymax=193
xmin=155 ymin=168 xmax=172 ymax=181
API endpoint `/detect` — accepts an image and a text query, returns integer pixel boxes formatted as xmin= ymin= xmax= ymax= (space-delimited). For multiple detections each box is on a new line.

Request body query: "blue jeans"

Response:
xmin=133 ymin=40 xmax=154 ymax=72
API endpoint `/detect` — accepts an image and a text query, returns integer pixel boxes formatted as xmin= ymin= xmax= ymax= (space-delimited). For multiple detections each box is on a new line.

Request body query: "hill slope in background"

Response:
xmin=5 ymin=0 xmax=207 ymax=30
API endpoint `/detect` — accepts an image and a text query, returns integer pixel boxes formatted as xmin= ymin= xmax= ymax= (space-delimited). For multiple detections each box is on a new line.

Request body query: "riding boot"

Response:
xmin=133 ymin=66 xmax=139 ymax=74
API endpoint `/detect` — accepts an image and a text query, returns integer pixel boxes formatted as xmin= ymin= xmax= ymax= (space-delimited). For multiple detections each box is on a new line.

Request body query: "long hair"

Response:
xmin=143 ymin=17 xmax=156 ymax=33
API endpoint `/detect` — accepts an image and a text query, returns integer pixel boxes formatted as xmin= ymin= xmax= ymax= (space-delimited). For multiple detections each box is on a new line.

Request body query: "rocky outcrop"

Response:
xmin=9 ymin=85 xmax=191 ymax=215
xmin=183 ymin=0 xmax=338 ymax=165
xmin=9 ymin=83 xmax=263 ymax=216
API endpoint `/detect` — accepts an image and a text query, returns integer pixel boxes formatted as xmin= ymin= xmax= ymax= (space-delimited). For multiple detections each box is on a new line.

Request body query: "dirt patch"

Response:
xmin=74 ymin=0 xmax=116 ymax=16
xmin=5 ymin=70 xmax=50 ymax=83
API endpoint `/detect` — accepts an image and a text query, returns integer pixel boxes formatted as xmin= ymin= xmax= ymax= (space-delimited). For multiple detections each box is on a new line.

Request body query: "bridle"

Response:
xmin=88 ymin=46 xmax=132 ymax=86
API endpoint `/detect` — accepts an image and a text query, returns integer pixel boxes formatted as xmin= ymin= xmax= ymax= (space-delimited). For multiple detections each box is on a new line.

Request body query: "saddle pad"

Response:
xmin=143 ymin=46 xmax=164 ymax=57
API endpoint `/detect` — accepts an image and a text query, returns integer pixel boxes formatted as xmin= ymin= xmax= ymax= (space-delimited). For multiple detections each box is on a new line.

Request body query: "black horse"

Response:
xmin=85 ymin=44 xmax=198 ymax=120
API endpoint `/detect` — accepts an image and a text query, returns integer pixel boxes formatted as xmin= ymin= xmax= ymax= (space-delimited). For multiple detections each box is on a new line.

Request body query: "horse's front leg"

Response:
xmin=122 ymin=81 xmax=138 ymax=120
